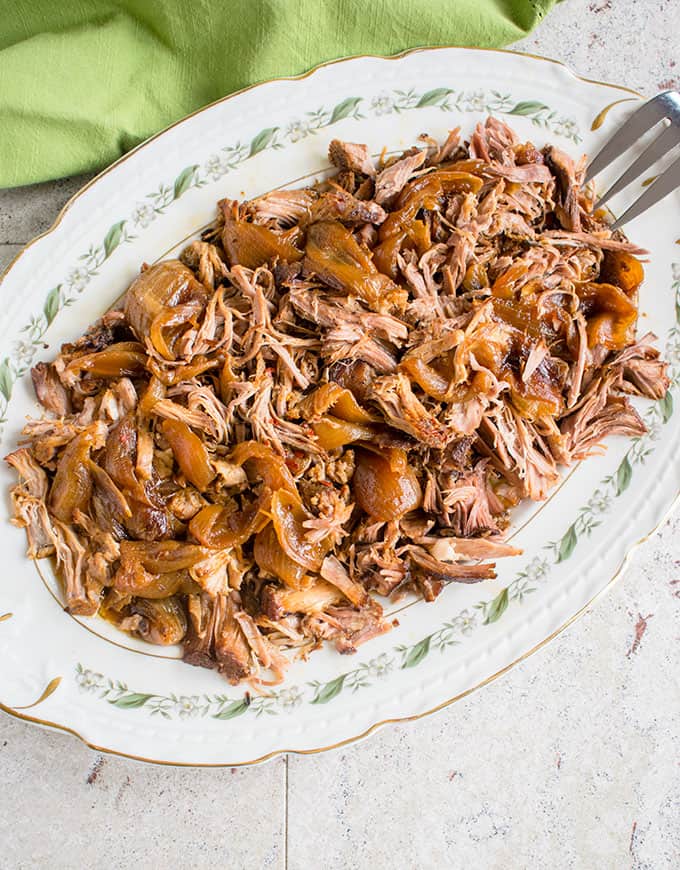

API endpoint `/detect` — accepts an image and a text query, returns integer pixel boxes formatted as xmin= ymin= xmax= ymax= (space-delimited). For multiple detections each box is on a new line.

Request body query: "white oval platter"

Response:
xmin=0 ymin=47 xmax=678 ymax=765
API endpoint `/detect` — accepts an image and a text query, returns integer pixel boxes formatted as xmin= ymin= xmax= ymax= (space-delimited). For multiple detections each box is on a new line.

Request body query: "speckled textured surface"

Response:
xmin=1 ymin=2 xmax=678 ymax=867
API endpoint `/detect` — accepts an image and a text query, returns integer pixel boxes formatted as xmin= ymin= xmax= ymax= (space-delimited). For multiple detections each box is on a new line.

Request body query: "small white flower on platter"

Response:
xmin=278 ymin=686 xmax=304 ymax=709
xmin=76 ymin=669 xmax=104 ymax=693
xmin=203 ymin=155 xmax=227 ymax=181
xmin=587 ymin=490 xmax=611 ymax=514
xmin=554 ymin=118 xmax=578 ymax=140
xmin=466 ymin=90 xmax=486 ymax=112
xmin=665 ymin=338 xmax=680 ymax=367
xmin=646 ymin=419 xmax=662 ymax=441
xmin=131 ymin=202 xmax=157 ymax=228
xmin=66 ymin=265 xmax=91 ymax=292
xmin=14 ymin=339 xmax=36 ymax=367
xmin=370 ymin=93 xmax=394 ymax=116
xmin=285 ymin=120 xmax=310 ymax=143
xmin=175 ymin=695 xmax=201 ymax=718
xmin=452 ymin=610 xmax=476 ymax=635
xmin=524 ymin=556 xmax=550 ymax=582
xmin=368 ymin=653 xmax=393 ymax=678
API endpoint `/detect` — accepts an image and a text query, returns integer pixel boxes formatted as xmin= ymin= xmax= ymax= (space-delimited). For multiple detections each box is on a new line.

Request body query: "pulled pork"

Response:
xmin=6 ymin=118 xmax=669 ymax=685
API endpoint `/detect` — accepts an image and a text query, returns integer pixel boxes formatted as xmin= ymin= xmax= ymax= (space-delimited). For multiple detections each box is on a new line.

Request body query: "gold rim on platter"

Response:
xmin=2 ymin=45 xmax=672 ymax=768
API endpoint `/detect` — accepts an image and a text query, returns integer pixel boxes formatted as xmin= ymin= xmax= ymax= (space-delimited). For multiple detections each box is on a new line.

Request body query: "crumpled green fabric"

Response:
xmin=0 ymin=1 xmax=558 ymax=188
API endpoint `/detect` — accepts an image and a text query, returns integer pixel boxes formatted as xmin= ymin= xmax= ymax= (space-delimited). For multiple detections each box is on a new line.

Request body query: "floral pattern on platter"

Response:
xmin=73 ymin=267 xmax=679 ymax=719
xmin=0 ymin=88 xmax=581 ymax=432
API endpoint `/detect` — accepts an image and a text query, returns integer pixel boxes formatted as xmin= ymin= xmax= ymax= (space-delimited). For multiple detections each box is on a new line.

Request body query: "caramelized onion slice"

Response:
xmin=161 ymin=418 xmax=215 ymax=491
xmin=103 ymin=413 xmax=140 ymax=492
xmin=297 ymin=382 xmax=375 ymax=424
xmin=189 ymin=492 xmax=270 ymax=548
xmin=125 ymin=260 xmax=208 ymax=341
xmin=222 ymin=218 xmax=303 ymax=269
xmin=65 ymin=342 xmax=148 ymax=378
xmin=149 ymin=300 xmax=204 ymax=360
xmin=149 ymin=354 xmax=222 ymax=386
xmin=49 ymin=424 xmax=106 ymax=522
xmin=130 ymin=596 xmax=188 ymax=645
xmin=229 ymin=441 xmax=297 ymax=494
xmin=399 ymin=357 xmax=450 ymax=401
xmin=270 ymin=489 xmax=328 ymax=571
xmin=120 ymin=540 xmax=215 ymax=573
xmin=312 ymin=415 xmax=376 ymax=451
xmin=304 ymin=221 xmax=406 ymax=311
xmin=113 ymin=559 xmax=193 ymax=599
xmin=253 ymin=523 xmax=309 ymax=589
xmin=353 ymin=448 xmax=422 ymax=521
xmin=137 ymin=375 xmax=165 ymax=418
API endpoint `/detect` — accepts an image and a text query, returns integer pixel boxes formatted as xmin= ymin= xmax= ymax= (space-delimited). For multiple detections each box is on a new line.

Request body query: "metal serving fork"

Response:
xmin=585 ymin=90 xmax=680 ymax=229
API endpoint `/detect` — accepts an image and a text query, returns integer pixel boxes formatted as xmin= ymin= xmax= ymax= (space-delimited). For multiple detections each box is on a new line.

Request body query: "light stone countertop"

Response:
xmin=1 ymin=1 xmax=678 ymax=867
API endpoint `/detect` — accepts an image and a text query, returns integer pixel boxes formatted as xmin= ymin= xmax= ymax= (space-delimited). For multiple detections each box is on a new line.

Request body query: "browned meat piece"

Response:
xmin=180 ymin=240 xmax=229 ymax=289
xmin=320 ymin=555 xmax=368 ymax=607
xmin=261 ymin=581 xmax=343 ymax=620
xmin=246 ymin=189 xmax=315 ymax=228
xmin=53 ymin=520 xmax=102 ymax=615
xmin=542 ymin=230 xmax=648 ymax=255
xmin=373 ymin=150 xmax=427 ymax=206
xmin=560 ymin=376 xmax=647 ymax=460
xmin=303 ymin=597 xmax=392 ymax=654
xmin=371 ymin=372 xmax=453 ymax=448
xmin=328 ymin=359 xmax=376 ymax=403
xmin=487 ymin=163 xmax=552 ymax=184
xmin=328 ymin=139 xmax=376 ymax=177
xmin=608 ymin=333 xmax=670 ymax=400
xmin=545 ymin=145 xmax=583 ymax=232
xmin=31 ymin=362 xmax=71 ymax=416
xmin=426 ymin=537 xmax=521 ymax=562
xmin=408 ymin=546 xmax=496 ymax=584
xmin=311 ymin=186 xmax=386 ymax=225
xmin=214 ymin=593 xmax=252 ymax=683
xmin=183 ymin=593 xmax=219 ymax=669
xmin=6 ymin=448 xmax=55 ymax=557
xmin=423 ymin=127 xmax=461 ymax=164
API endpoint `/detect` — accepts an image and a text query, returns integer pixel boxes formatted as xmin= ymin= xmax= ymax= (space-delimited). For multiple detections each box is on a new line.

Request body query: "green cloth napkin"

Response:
xmin=0 ymin=1 xmax=558 ymax=188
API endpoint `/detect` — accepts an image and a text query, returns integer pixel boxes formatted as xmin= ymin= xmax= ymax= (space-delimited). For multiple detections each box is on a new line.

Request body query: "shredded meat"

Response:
xmin=6 ymin=117 xmax=667 ymax=686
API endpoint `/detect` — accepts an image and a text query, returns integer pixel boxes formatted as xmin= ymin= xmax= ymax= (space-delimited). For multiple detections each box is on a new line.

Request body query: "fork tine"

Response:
xmin=584 ymin=96 xmax=667 ymax=183
xmin=611 ymin=151 xmax=680 ymax=229
xmin=595 ymin=123 xmax=680 ymax=208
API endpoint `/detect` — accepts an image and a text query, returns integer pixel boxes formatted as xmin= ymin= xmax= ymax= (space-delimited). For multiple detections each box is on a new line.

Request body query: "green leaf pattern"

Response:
xmin=212 ymin=699 xmax=250 ymax=720
xmin=329 ymin=97 xmax=364 ymax=124
xmin=103 ymin=220 xmax=127 ymax=258
xmin=109 ymin=692 xmax=153 ymax=709
xmin=616 ymin=455 xmax=633 ymax=495
xmin=172 ymin=165 xmax=199 ymax=200
xmin=43 ymin=286 xmax=62 ymax=326
xmin=509 ymin=100 xmax=550 ymax=116
xmin=557 ymin=524 xmax=578 ymax=562
xmin=0 ymin=358 xmax=14 ymax=402
xmin=310 ymin=674 xmax=347 ymax=704
xmin=483 ymin=588 xmax=509 ymax=624
xmin=249 ymin=127 xmax=279 ymax=157
xmin=400 ymin=636 xmax=432 ymax=667
xmin=416 ymin=88 xmax=455 ymax=108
